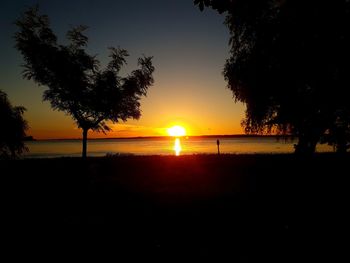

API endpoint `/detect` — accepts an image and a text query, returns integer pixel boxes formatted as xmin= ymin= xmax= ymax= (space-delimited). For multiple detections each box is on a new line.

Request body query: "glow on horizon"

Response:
xmin=167 ymin=125 xmax=186 ymax=137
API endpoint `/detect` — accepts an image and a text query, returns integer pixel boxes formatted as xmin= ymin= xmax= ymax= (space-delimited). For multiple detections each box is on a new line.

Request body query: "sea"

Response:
xmin=23 ymin=136 xmax=334 ymax=158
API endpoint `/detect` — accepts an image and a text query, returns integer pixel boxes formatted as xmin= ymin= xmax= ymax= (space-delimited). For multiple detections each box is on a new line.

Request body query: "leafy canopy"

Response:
xmin=0 ymin=89 xmax=28 ymax=158
xmin=195 ymin=0 xmax=350 ymax=153
xmin=15 ymin=6 xmax=155 ymax=133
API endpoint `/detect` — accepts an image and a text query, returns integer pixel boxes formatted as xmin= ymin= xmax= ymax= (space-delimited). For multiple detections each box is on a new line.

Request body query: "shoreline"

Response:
xmin=19 ymin=151 xmax=339 ymax=159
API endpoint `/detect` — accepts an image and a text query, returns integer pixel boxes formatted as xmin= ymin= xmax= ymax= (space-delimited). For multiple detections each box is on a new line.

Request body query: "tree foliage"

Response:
xmin=195 ymin=0 xmax=350 ymax=153
xmin=15 ymin=6 xmax=155 ymax=157
xmin=0 ymin=89 xmax=28 ymax=158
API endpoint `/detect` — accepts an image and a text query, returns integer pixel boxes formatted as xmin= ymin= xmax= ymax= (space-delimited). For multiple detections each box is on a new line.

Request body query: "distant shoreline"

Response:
xmin=28 ymin=134 xmax=293 ymax=142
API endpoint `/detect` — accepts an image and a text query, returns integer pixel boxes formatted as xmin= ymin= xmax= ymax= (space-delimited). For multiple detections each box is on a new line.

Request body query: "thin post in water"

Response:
xmin=217 ymin=139 xmax=220 ymax=155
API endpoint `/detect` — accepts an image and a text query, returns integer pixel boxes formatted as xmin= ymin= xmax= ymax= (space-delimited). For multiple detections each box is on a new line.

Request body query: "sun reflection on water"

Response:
xmin=174 ymin=138 xmax=182 ymax=156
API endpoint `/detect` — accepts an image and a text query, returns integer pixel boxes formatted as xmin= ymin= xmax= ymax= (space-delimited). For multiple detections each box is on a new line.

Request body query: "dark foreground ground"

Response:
xmin=1 ymin=154 xmax=349 ymax=261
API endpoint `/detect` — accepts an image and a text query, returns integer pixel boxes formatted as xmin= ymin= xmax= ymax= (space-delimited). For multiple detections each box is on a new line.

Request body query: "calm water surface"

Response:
xmin=24 ymin=137 xmax=334 ymax=158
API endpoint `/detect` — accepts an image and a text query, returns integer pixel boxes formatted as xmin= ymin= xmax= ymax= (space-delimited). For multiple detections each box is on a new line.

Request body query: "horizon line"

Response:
xmin=26 ymin=134 xmax=291 ymax=141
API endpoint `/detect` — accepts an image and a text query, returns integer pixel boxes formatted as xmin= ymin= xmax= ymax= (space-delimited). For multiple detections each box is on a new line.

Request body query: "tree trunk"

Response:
xmin=294 ymin=132 xmax=320 ymax=155
xmin=82 ymin=128 xmax=88 ymax=158
xmin=335 ymin=128 xmax=347 ymax=154
xmin=294 ymin=135 xmax=309 ymax=155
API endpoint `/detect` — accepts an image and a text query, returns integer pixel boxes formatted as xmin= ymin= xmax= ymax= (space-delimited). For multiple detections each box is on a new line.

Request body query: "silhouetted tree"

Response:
xmin=15 ymin=6 xmax=154 ymax=158
xmin=322 ymin=109 xmax=350 ymax=154
xmin=195 ymin=0 xmax=350 ymax=154
xmin=0 ymin=89 xmax=28 ymax=158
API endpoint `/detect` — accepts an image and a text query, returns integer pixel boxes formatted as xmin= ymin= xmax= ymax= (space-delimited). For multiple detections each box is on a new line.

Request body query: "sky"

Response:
xmin=1 ymin=0 xmax=246 ymax=139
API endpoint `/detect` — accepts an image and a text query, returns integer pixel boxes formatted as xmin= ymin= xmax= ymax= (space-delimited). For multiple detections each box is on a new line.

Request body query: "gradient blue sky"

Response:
xmin=0 ymin=0 xmax=245 ymax=139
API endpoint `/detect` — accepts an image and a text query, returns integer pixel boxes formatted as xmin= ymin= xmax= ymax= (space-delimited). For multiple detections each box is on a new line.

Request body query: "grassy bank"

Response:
xmin=2 ymin=154 xmax=349 ymax=260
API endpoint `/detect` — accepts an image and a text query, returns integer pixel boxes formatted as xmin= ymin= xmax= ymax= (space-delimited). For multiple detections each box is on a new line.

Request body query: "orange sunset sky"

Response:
xmin=1 ymin=0 xmax=245 ymax=139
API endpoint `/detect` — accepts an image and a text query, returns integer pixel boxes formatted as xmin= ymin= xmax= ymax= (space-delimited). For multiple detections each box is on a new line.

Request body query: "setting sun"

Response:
xmin=167 ymin=125 xmax=186 ymax=137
